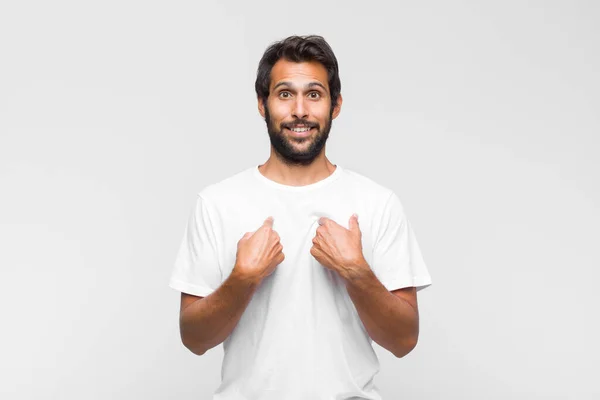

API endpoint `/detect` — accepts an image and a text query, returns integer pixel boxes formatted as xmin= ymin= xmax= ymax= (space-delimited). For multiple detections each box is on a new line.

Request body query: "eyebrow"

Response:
xmin=273 ymin=81 xmax=328 ymax=92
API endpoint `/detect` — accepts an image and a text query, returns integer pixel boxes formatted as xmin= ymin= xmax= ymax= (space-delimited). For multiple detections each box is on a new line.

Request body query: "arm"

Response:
xmin=310 ymin=213 xmax=421 ymax=358
xmin=178 ymin=216 xmax=284 ymax=356
xmin=179 ymin=267 xmax=260 ymax=355
xmin=343 ymin=264 xmax=419 ymax=358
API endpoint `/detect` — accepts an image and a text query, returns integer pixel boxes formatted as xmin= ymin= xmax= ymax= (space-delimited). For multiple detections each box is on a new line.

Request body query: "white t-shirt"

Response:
xmin=170 ymin=164 xmax=432 ymax=400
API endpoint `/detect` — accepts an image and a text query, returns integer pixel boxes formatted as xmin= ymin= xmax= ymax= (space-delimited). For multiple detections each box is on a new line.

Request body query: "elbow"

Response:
xmin=180 ymin=323 xmax=207 ymax=356
xmin=393 ymin=335 xmax=419 ymax=358
xmin=187 ymin=345 xmax=207 ymax=356
xmin=181 ymin=336 xmax=207 ymax=356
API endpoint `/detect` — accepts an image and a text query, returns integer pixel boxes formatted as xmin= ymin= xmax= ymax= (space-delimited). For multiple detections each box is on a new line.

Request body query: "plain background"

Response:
xmin=1 ymin=1 xmax=598 ymax=399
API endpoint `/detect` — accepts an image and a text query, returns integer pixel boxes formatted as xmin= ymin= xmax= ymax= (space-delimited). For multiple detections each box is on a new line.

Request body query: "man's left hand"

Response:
xmin=310 ymin=214 xmax=369 ymax=281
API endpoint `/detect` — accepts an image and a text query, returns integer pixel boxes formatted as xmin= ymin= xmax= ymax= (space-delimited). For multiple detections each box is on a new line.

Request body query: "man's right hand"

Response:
xmin=234 ymin=216 xmax=285 ymax=284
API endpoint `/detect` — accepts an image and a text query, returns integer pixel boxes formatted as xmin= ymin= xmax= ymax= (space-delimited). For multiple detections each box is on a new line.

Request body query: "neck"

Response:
xmin=258 ymin=151 xmax=336 ymax=187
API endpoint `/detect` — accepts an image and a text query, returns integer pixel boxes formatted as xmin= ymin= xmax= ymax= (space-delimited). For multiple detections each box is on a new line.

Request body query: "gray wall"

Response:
xmin=1 ymin=1 xmax=598 ymax=399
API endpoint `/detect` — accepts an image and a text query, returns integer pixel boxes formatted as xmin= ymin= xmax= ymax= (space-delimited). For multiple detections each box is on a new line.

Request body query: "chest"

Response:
xmin=212 ymin=193 xmax=378 ymax=279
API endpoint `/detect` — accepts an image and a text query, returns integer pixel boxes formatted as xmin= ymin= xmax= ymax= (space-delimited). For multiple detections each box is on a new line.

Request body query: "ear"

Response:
xmin=331 ymin=93 xmax=343 ymax=120
xmin=258 ymin=97 xmax=266 ymax=118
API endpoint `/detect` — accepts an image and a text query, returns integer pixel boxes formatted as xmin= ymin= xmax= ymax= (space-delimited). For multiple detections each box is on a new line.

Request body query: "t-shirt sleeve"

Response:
xmin=371 ymin=191 xmax=432 ymax=292
xmin=169 ymin=194 xmax=223 ymax=297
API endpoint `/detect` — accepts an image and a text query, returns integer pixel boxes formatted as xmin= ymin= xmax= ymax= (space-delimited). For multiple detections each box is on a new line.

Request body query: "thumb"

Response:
xmin=263 ymin=216 xmax=274 ymax=229
xmin=349 ymin=213 xmax=359 ymax=232
xmin=253 ymin=216 xmax=273 ymax=235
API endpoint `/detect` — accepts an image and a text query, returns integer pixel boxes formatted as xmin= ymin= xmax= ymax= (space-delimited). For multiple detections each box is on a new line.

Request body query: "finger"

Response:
xmin=349 ymin=213 xmax=359 ymax=232
xmin=315 ymin=225 xmax=324 ymax=236
xmin=310 ymin=246 xmax=321 ymax=259
xmin=263 ymin=216 xmax=274 ymax=229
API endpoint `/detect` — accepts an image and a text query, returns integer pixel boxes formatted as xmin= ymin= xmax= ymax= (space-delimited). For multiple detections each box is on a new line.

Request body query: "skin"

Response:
xmin=257 ymin=59 xmax=341 ymax=186
xmin=179 ymin=58 xmax=420 ymax=358
xmin=312 ymin=214 xmax=419 ymax=357
xmin=179 ymin=217 xmax=283 ymax=355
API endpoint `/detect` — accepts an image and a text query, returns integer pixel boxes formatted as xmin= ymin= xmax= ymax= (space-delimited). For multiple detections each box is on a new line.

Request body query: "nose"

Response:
xmin=292 ymin=97 xmax=308 ymax=119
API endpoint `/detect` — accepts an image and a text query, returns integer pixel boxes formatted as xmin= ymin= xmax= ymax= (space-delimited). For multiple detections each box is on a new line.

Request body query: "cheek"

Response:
xmin=269 ymin=101 xmax=291 ymax=120
xmin=310 ymin=105 xmax=331 ymax=122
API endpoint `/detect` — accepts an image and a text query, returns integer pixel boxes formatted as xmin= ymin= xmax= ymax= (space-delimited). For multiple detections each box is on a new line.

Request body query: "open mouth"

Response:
xmin=285 ymin=126 xmax=315 ymax=137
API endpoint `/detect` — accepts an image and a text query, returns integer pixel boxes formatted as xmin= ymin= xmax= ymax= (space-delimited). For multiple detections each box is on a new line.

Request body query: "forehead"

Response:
xmin=269 ymin=59 xmax=329 ymax=91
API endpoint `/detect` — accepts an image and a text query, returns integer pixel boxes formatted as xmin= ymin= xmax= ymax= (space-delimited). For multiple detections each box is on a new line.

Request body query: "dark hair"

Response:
xmin=255 ymin=35 xmax=341 ymax=110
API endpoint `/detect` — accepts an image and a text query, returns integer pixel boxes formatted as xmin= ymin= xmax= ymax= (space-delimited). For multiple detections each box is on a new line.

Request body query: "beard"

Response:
xmin=264 ymin=105 xmax=333 ymax=166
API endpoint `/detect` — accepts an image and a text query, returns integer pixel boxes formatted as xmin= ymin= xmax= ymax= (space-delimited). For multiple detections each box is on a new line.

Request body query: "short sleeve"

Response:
xmin=371 ymin=192 xmax=432 ymax=292
xmin=169 ymin=194 xmax=223 ymax=297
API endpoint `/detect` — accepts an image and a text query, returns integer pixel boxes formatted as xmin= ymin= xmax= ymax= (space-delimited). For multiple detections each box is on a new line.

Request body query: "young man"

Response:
xmin=169 ymin=35 xmax=432 ymax=400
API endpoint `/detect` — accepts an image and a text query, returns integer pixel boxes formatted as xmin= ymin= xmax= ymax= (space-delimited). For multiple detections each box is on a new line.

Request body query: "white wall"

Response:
xmin=1 ymin=1 xmax=598 ymax=399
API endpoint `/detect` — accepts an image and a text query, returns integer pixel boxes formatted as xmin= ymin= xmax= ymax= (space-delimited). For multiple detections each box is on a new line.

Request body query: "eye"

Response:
xmin=308 ymin=92 xmax=321 ymax=99
xmin=279 ymin=91 xmax=292 ymax=99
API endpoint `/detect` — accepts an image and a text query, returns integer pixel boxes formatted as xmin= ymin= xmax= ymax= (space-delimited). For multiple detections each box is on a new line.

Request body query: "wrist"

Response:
xmin=341 ymin=259 xmax=372 ymax=283
xmin=232 ymin=263 xmax=263 ymax=287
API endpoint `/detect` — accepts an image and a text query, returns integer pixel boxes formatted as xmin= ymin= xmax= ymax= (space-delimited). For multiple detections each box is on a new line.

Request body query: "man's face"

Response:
xmin=259 ymin=59 xmax=342 ymax=166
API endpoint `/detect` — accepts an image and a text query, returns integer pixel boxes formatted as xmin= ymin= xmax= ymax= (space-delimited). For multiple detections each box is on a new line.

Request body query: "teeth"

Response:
xmin=290 ymin=127 xmax=311 ymax=132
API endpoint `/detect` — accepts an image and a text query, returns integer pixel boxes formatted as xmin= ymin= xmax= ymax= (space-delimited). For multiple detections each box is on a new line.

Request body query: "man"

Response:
xmin=169 ymin=35 xmax=432 ymax=400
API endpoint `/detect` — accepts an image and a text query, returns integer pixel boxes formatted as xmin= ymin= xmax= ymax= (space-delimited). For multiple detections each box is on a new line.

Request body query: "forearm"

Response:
xmin=343 ymin=265 xmax=419 ymax=358
xmin=179 ymin=268 xmax=260 ymax=355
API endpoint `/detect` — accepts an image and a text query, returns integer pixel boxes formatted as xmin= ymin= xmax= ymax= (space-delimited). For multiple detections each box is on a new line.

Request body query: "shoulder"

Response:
xmin=196 ymin=166 xmax=255 ymax=205
xmin=339 ymin=165 xmax=397 ymax=205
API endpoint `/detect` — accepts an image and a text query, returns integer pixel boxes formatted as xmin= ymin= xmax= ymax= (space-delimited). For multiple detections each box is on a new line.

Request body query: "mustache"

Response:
xmin=281 ymin=119 xmax=319 ymax=129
